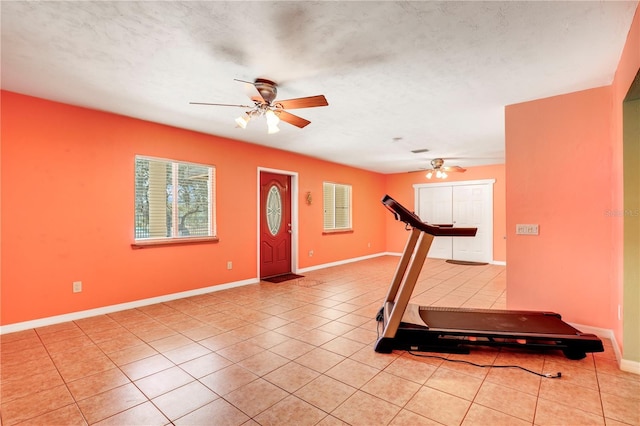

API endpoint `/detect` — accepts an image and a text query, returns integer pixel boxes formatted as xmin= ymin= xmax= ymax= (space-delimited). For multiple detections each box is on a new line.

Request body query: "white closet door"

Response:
xmin=416 ymin=186 xmax=452 ymax=259
xmin=414 ymin=180 xmax=494 ymax=263
xmin=452 ymin=184 xmax=493 ymax=262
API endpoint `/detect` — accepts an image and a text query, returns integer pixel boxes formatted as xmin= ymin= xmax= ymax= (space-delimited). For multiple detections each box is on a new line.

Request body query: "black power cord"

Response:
xmin=407 ymin=351 xmax=562 ymax=378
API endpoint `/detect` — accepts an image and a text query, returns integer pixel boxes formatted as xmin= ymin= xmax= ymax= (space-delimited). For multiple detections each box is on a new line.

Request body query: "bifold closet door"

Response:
xmin=416 ymin=183 xmax=493 ymax=263
xmin=416 ymin=186 xmax=453 ymax=259
xmin=452 ymin=184 xmax=492 ymax=263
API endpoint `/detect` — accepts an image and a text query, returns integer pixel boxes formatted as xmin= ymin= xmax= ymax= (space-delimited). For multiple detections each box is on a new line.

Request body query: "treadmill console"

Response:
xmin=381 ymin=194 xmax=477 ymax=237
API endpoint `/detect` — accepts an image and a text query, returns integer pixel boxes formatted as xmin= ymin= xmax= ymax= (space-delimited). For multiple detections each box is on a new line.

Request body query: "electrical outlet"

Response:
xmin=516 ymin=224 xmax=539 ymax=235
xmin=227 ymin=261 xmax=233 ymax=270
xmin=72 ymin=281 xmax=82 ymax=293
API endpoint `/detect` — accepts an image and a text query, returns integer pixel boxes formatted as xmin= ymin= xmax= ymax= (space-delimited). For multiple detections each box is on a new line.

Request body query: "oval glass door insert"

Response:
xmin=266 ymin=185 xmax=282 ymax=236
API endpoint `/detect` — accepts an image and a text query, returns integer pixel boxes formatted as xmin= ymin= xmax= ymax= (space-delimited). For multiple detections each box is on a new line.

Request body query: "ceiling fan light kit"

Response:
xmin=235 ymin=113 xmax=251 ymax=129
xmin=191 ymin=78 xmax=328 ymax=133
xmin=426 ymin=170 xmax=448 ymax=179
xmin=424 ymin=158 xmax=466 ymax=179
xmin=264 ymin=109 xmax=281 ymax=134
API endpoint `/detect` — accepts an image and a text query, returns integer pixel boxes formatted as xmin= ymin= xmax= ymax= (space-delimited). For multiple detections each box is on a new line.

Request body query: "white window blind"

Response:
xmin=135 ymin=156 xmax=216 ymax=240
xmin=323 ymin=182 xmax=351 ymax=230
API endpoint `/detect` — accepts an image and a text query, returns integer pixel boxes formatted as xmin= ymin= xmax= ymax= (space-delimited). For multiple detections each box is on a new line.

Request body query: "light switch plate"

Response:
xmin=516 ymin=224 xmax=539 ymax=235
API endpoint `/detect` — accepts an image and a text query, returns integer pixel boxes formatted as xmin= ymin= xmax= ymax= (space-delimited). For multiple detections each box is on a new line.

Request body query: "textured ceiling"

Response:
xmin=1 ymin=1 xmax=637 ymax=173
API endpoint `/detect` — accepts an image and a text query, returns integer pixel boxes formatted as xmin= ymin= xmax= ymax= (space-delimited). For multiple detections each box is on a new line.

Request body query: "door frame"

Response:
xmin=257 ymin=167 xmax=299 ymax=278
xmin=414 ymin=179 xmax=495 ymax=263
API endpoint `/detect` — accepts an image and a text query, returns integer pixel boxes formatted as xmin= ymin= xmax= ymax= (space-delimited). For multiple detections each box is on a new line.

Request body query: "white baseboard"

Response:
xmin=297 ymin=252 xmax=388 ymax=273
xmin=2 ymin=254 xmax=390 ymax=335
xmin=569 ymin=322 xmax=639 ymax=375
xmin=422 ymin=255 xmax=505 ymax=265
xmin=0 ymin=278 xmax=258 ymax=335
xmin=568 ymin=322 xmax=614 ymax=341
xmin=620 ymin=358 xmax=640 ymax=375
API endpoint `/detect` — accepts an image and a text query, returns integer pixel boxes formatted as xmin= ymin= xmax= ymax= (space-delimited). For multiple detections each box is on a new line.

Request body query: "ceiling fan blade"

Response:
xmin=190 ymin=102 xmax=254 ymax=108
xmin=233 ymin=78 xmax=266 ymax=103
xmin=274 ymin=95 xmax=328 ymax=110
xmin=276 ymin=110 xmax=311 ymax=128
xmin=241 ymin=82 xmax=266 ymax=103
xmin=443 ymin=166 xmax=467 ymax=173
xmin=233 ymin=78 xmax=254 ymax=85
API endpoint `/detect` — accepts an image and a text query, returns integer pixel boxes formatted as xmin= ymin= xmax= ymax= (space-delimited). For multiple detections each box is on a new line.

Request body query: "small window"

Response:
xmin=135 ymin=156 xmax=216 ymax=242
xmin=323 ymin=182 xmax=352 ymax=231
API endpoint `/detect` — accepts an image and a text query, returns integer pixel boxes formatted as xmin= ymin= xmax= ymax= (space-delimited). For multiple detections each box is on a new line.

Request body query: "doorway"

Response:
xmin=259 ymin=170 xmax=296 ymax=279
xmin=622 ymin=69 xmax=640 ymax=363
xmin=414 ymin=179 xmax=495 ymax=263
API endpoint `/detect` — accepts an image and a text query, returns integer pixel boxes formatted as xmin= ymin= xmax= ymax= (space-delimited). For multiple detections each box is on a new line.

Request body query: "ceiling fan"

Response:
xmin=423 ymin=158 xmax=467 ymax=179
xmin=190 ymin=78 xmax=328 ymax=133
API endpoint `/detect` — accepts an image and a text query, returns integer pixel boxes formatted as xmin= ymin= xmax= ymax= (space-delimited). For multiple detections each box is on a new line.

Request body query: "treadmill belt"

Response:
xmin=419 ymin=308 xmax=580 ymax=335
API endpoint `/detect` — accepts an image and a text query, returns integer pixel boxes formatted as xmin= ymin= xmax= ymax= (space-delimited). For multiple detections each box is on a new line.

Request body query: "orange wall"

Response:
xmin=1 ymin=91 xmax=385 ymax=325
xmin=296 ymin=160 xmax=386 ymax=269
xmin=505 ymin=87 xmax=617 ymax=327
xmin=505 ymin=4 xmax=639 ymax=341
xmin=384 ymin=165 xmax=506 ymax=262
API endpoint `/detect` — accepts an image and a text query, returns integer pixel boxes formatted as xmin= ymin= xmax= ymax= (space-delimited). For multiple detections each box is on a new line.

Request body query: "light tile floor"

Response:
xmin=1 ymin=257 xmax=638 ymax=425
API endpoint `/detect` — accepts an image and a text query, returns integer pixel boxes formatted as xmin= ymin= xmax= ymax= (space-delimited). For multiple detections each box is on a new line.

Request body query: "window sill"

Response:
xmin=322 ymin=229 xmax=354 ymax=235
xmin=131 ymin=236 xmax=219 ymax=249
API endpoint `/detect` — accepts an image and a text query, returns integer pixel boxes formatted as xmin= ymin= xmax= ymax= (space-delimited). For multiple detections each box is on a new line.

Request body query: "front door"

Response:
xmin=260 ymin=172 xmax=292 ymax=279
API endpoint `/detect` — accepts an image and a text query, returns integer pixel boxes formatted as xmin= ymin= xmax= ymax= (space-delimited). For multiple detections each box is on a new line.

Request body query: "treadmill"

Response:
xmin=374 ymin=194 xmax=604 ymax=360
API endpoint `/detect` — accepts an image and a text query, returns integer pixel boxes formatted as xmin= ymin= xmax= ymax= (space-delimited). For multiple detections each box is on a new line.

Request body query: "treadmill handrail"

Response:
xmin=382 ymin=194 xmax=477 ymax=237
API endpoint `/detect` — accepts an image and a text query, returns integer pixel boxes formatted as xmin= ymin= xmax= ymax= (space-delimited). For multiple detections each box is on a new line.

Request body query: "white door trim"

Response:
xmin=257 ymin=167 xmax=299 ymax=278
xmin=413 ymin=179 xmax=496 ymax=191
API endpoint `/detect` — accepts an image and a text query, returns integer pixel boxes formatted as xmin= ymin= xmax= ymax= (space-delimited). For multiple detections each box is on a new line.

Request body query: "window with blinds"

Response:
xmin=323 ymin=182 xmax=352 ymax=231
xmin=135 ymin=156 xmax=216 ymax=241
